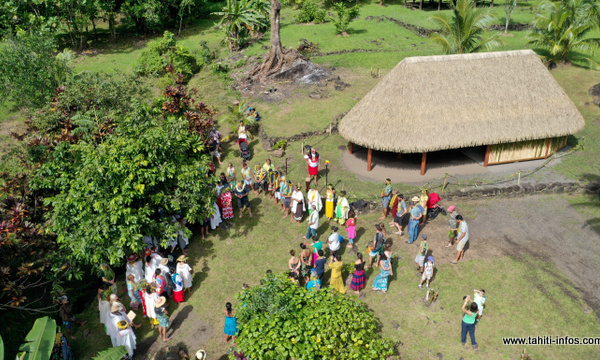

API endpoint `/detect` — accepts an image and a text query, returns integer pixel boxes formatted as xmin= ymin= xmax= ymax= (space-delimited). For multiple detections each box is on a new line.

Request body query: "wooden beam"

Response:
xmin=420 ymin=152 xmax=427 ymax=176
xmin=397 ymin=152 xmax=402 ymax=159
xmin=348 ymin=142 xmax=353 ymax=154
xmin=484 ymin=145 xmax=490 ymax=167
xmin=544 ymin=138 xmax=551 ymax=158
xmin=367 ymin=148 xmax=373 ymax=171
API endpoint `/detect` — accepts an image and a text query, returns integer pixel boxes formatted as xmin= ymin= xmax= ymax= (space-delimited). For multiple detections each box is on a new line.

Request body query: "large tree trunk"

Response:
xmin=256 ymin=0 xmax=283 ymax=76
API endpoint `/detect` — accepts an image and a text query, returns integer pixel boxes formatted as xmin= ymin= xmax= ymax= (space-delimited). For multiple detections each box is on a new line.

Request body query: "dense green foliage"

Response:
xmin=134 ymin=31 xmax=200 ymax=82
xmin=30 ymin=103 xmax=215 ymax=265
xmin=0 ymin=30 xmax=71 ymax=108
xmin=233 ymin=274 xmax=396 ymax=359
xmin=212 ymin=0 xmax=269 ymax=51
xmin=428 ymin=0 xmax=503 ymax=54
xmin=27 ymin=71 xmax=146 ymax=138
xmin=330 ymin=3 xmax=360 ymax=35
xmin=528 ymin=0 xmax=600 ymax=64
xmin=295 ymin=1 xmax=328 ymax=24
xmin=0 ymin=0 xmax=223 ymax=48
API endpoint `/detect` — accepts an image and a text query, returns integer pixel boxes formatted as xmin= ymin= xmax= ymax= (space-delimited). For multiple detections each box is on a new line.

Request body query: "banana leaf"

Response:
xmin=92 ymin=346 xmax=128 ymax=360
xmin=1 ymin=334 xmax=4 ymax=360
xmin=16 ymin=317 xmax=57 ymax=360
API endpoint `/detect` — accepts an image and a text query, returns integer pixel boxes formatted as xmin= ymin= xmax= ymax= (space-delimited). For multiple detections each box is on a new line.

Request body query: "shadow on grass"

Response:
xmin=169 ymin=305 xmax=194 ymax=335
xmin=572 ymin=173 xmax=600 ymax=238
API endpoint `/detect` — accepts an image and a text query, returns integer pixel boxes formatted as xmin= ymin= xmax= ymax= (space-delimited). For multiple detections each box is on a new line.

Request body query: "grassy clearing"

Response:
xmin=71 ymin=199 xmax=600 ymax=359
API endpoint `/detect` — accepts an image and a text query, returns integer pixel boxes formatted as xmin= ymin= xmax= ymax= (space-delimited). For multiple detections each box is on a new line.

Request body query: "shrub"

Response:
xmin=232 ymin=274 xmax=396 ymax=359
xmin=134 ymin=31 xmax=199 ymax=82
xmin=295 ymin=1 xmax=328 ymax=23
xmin=330 ymin=2 xmax=360 ymax=35
xmin=273 ymin=140 xmax=288 ymax=150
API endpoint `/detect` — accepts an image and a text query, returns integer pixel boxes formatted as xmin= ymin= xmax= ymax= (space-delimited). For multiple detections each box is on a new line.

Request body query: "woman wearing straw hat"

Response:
xmin=126 ymin=253 xmax=144 ymax=284
xmin=176 ymin=255 xmax=194 ymax=293
xmin=144 ymin=286 xmax=159 ymax=327
xmin=155 ymin=296 xmax=171 ymax=341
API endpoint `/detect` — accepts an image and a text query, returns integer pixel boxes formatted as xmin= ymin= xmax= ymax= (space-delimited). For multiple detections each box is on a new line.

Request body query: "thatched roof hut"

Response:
xmin=338 ymin=50 xmax=585 ymax=174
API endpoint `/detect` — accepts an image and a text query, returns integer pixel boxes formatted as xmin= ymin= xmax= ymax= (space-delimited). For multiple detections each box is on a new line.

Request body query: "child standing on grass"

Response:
xmin=414 ymin=234 xmax=429 ymax=274
xmin=224 ymin=302 xmax=238 ymax=343
xmin=155 ymin=296 xmax=171 ymax=342
xmin=345 ymin=211 xmax=357 ymax=249
xmin=473 ymin=289 xmax=486 ymax=323
xmin=418 ymin=256 xmax=434 ymax=290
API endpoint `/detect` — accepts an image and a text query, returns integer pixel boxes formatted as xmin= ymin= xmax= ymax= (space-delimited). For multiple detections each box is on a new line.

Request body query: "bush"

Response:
xmin=331 ymin=2 xmax=360 ymax=34
xmin=134 ymin=31 xmax=200 ymax=82
xmin=232 ymin=274 xmax=396 ymax=359
xmin=295 ymin=1 xmax=328 ymax=23
xmin=273 ymin=140 xmax=288 ymax=150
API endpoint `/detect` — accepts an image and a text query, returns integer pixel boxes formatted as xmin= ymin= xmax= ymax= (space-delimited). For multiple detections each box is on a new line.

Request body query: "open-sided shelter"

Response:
xmin=338 ymin=50 xmax=585 ymax=175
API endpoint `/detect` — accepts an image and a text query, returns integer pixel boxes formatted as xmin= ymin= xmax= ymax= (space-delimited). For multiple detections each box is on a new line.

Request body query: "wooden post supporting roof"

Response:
xmin=348 ymin=142 xmax=353 ymax=154
xmin=397 ymin=152 xmax=402 ymax=159
xmin=367 ymin=148 xmax=373 ymax=171
xmin=484 ymin=145 xmax=491 ymax=167
xmin=544 ymin=138 xmax=551 ymax=158
xmin=420 ymin=152 xmax=427 ymax=176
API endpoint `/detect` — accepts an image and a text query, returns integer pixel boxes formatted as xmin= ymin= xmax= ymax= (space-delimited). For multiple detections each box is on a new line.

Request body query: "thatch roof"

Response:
xmin=338 ymin=50 xmax=585 ymax=153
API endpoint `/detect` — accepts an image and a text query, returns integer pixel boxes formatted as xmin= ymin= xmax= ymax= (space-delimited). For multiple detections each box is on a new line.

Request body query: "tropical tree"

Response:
xmin=429 ymin=0 xmax=503 ymax=54
xmin=0 ymin=29 xmax=71 ymax=108
xmin=30 ymin=103 xmax=215 ymax=266
xmin=330 ymin=2 xmax=360 ymax=36
xmin=212 ymin=0 xmax=266 ymax=51
xmin=528 ymin=0 xmax=600 ymax=64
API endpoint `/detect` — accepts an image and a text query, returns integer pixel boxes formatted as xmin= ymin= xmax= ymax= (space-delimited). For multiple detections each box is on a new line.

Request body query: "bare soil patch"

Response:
xmin=469 ymin=195 xmax=600 ymax=314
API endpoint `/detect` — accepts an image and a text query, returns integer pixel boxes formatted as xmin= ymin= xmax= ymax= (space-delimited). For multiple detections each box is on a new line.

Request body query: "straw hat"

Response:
xmin=160 ymin=258 xmax=169 ymax=266
xmin=195 ymin=350 xmax=207 ymax=360
xmin=110 ymin=302 xmax=122 ymax=312
xmin=177 ymin=255 xmax=188 ymax=262
xmin=109 ymin=294 xmax=118 ymax=301
xmin=117 ymin=320 xmax=129 ymax=330
xmin=411 ymin=196 xmax=420 ymax=202
xmin=155 ymin=296 xmax=167 ymax=308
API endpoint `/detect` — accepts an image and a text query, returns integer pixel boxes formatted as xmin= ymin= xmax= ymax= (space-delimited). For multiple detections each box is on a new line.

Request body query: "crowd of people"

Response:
xmin=58 ymin=132 xmax=485 ymax=355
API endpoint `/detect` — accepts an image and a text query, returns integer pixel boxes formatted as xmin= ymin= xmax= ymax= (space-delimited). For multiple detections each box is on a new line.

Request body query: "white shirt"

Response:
xmin=309 ymin=211 xmax=319 ymax=230
xmin=304 ymin=153 xmax=319 ymax=167
xmin=328 ymin=232 xmax=340 ymax=252
xmin=458 ymin=221 xmax=469 ymax=242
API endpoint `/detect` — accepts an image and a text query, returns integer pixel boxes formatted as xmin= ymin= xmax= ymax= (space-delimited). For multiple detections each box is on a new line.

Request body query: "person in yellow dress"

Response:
xmin=325 ymin=184 xmax=335 ymax=223
xmin=420 ymin=189 xmax=429 ymax=225
xmin=328 ymin=254 xmax=347 ymax=294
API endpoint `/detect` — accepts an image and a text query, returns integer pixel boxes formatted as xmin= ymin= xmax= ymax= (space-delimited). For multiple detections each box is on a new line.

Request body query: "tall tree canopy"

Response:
xmin=30 ymin=104 xmax=215 ymax=265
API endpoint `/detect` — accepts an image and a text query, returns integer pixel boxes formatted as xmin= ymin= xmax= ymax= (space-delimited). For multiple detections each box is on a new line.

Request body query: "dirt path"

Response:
xmin=470 ymin=195 xmax=600 ymax=314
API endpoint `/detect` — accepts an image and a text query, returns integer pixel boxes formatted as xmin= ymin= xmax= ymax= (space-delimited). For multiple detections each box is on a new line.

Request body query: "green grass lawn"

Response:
xmin=70 ymin=201 xmax=600 ymax=359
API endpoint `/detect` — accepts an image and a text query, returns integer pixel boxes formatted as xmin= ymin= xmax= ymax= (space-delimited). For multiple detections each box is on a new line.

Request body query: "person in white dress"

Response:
xmin=290 ymin=185 xmax=306 ymax=225
xmin=144 ymin=255 xmax=156 ymax=284
xmin=125 ymin=254 xmax=144 ymax=283
xmin=210 ymin=202 xmax=222 ymax=230
xmin=106 ymin=303 xmax=125 ymax=345
xmin=176 ymin=255 xmax=193 ymax=293
xmin=97 ymin=283 xmax=111 ymax=325
xmin=143 ymin=286 xmax=159 ymax=327
xmin=306 ymin=185 xmax=323 ymax=213
xmin=116 ymin=320 xmax=137 ymax=357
